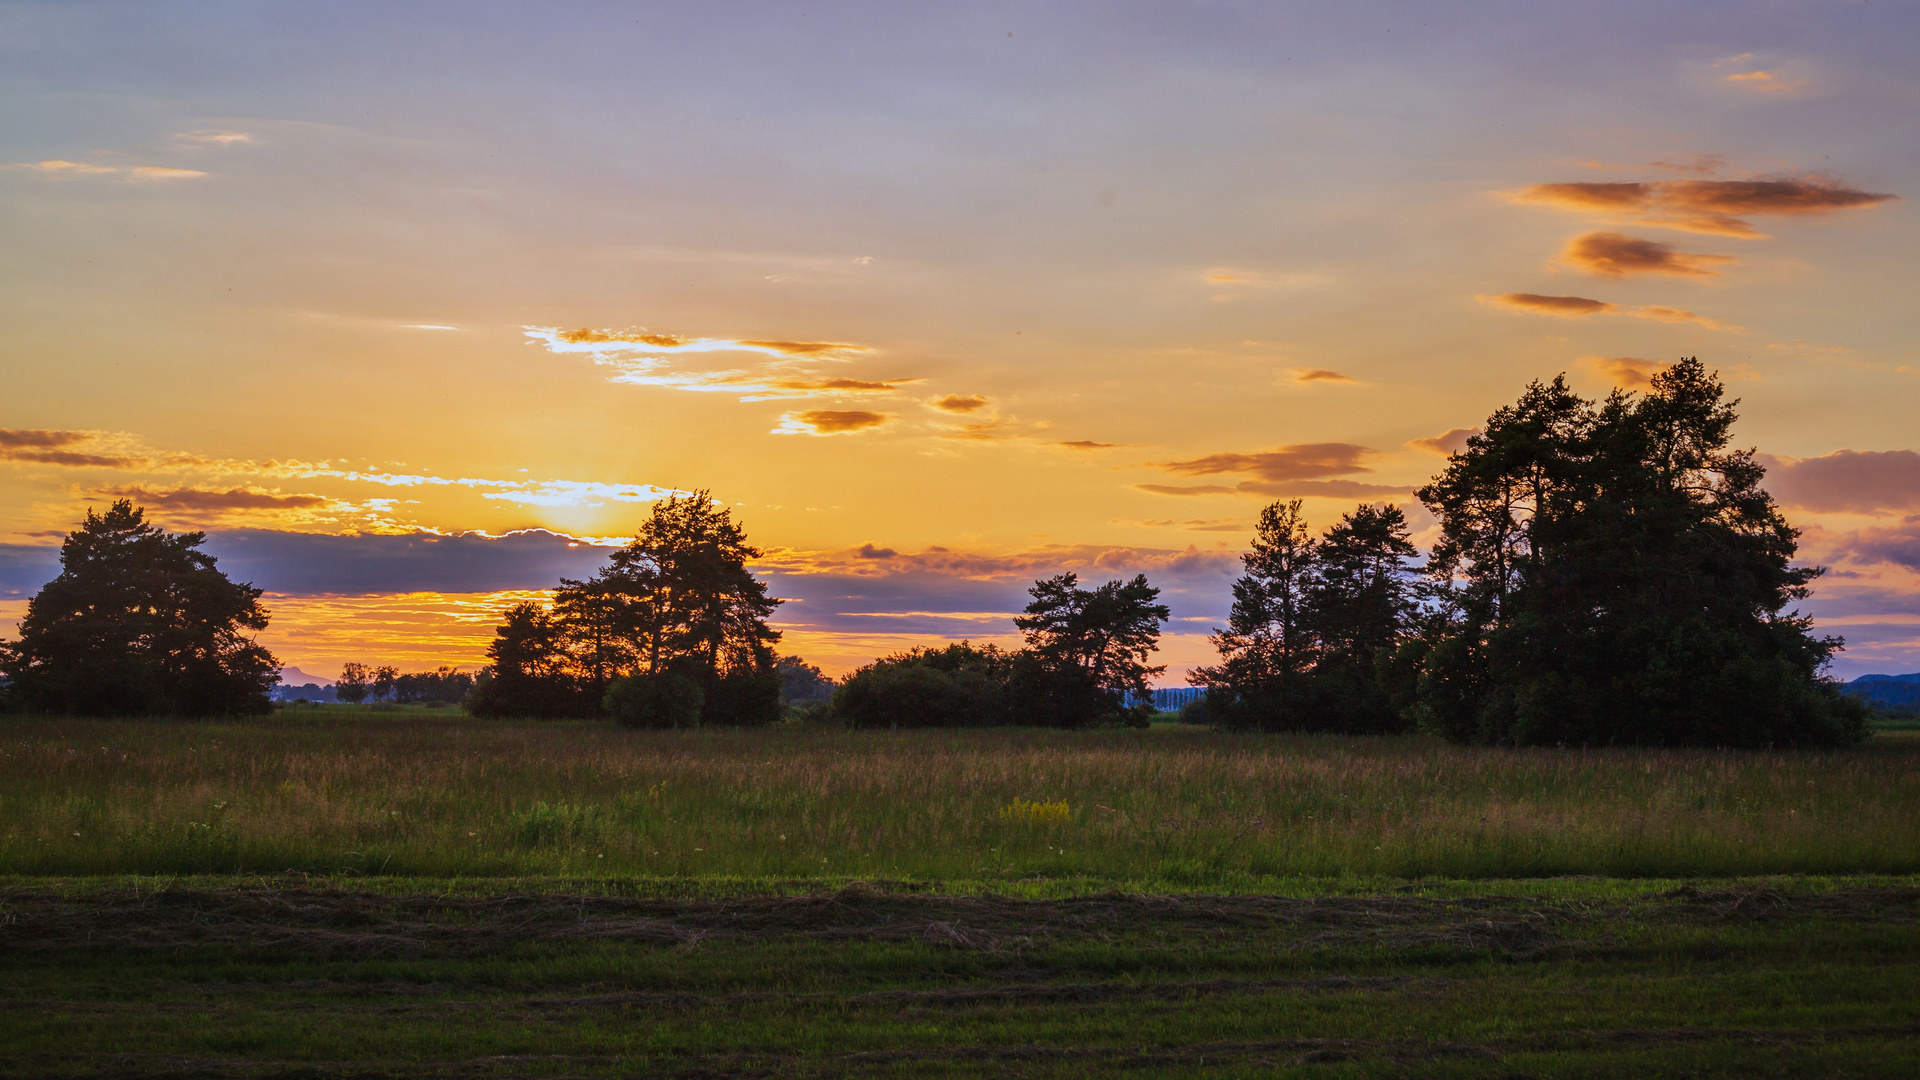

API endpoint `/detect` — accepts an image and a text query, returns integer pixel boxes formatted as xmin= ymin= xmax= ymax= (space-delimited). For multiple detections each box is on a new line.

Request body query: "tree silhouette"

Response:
xmin=1414 ymin=358 xmax=1866 ymax=747
xmin=0 ymin=501 xmax=277 ymax=716
xmin=1192 ymin=500 xmax=1416 ymax=732
xmin=468 ymin=492 xmax=784 ymax=724
xmin=1014 ymin=572 xmax=1169 ymax=727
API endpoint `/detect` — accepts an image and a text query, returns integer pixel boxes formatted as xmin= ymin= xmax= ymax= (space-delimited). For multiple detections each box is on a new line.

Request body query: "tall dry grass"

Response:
xmin=2 ymin=713 xmax=1914 ymax=884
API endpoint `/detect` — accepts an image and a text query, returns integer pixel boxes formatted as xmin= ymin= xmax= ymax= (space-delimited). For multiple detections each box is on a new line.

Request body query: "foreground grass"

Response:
xmin=5 ymin=718 xmax=1916 ymax=1075
xmin=1 ymin=875 xmax=1914 ymax=1077
xmin=2 ymin=714 xmax=1916 ymax=883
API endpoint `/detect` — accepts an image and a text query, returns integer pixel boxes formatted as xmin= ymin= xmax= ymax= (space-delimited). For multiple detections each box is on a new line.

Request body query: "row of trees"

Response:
xmin=1194 ymin=359 xmax=1866 ymax=747
xmin=0 ymin=360 xmax=1870 ymax=747
xmin=334 ymin=663 xmax=476 ymax=705
xmin=464 ymin=493 xmax=786 ymax=725
xmin=829 ymin=573 xmax=1170 ymax=728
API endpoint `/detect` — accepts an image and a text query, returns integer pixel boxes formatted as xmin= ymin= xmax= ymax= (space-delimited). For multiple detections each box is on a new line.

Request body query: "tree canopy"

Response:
xmin=0 ymin=501 xmax=278 ymax=716
xmin=1411 ymin=358 xmax=1864 ymax=746
xmin=1014 ymin=572 xmax=1170 ymax=727
xmin=466 ymin=492 xmax=784 ymax=724
xmin=1191 ymin=500 xmax=1418 ymax=732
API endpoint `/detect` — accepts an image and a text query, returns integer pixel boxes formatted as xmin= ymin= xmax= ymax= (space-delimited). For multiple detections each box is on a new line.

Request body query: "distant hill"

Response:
xmin=1846 ymin=673 xmax=1920 ymax=708
xmin=278 ymin=666 xmax=335 ymax=687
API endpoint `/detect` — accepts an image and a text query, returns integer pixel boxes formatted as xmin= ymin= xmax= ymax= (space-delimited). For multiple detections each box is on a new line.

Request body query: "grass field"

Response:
xmin=3 ymin=712 xmax=1916 ymax=1076
xmin=4 ymin=710 xmax=1918 ymax=883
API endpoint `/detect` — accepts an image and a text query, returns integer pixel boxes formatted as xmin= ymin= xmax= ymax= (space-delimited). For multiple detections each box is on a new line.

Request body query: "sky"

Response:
xmin=3 ymin=1 xmax=1918 ymax=682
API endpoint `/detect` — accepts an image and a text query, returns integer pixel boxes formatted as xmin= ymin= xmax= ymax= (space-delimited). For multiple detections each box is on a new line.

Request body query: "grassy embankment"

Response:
xmin=2 ymin=713 xmax=1915 ymax=1076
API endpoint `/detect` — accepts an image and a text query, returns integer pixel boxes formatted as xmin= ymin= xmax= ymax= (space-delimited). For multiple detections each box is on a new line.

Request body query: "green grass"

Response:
xmin=1 ymin=875 xmax=1914 ymax=1077
xmin=2 ymin=714 xmax=1916 ymax=882
xmin=3 ymin=716 xmax=1915 ymax=1076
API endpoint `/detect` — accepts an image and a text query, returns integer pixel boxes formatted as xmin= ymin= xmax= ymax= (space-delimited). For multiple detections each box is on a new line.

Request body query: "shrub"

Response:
xmin=604 ymin=672 xmax=704 ymax=729
xmin=701 ymin=669 xmax=784 ymax=727
xmin=832 ymin=644 xmax=1013 ymax=728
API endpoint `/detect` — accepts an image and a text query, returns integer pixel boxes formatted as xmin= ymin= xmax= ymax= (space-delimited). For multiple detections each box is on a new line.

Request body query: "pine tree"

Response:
xmin=1 ymin=501 xmax=277 ymax=716
xmin=1413 ymin=359 xmax=1866 ymax=747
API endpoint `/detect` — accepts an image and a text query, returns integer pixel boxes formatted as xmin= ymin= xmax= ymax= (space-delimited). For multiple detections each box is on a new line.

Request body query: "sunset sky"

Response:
xmin=3 ymin=1 xmax=1917 ymax=682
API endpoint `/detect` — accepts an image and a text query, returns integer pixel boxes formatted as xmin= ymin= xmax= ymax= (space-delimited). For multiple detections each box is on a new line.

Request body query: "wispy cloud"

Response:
xmin=0 ymin=427 xmax=686 ymax=512
xmin=1152 ymin=443 xmax=1378 ymax=482
xmin=128 ymin=166 xmax=207 ymax=181
xmin=1480 ymin=293 xmax=1740 ymax=331
xmin=3 ymin=161 xmax=207 ymax=181
xmin=1115 ymin=517 xmax=1247 ymax=532
xmin=1138 ymin=442 xmax=1407 ymax=500
xmin=532 ymin=326 xmax=867 ymax=359
xmin=1583 ymin=356 xmax=1669 ymax=388
xmin=0 ymin=428 xmax=144 ymax=468
xmin=525 ymin=326 xmax=917 ymax=402
xmin=177 ymin=130 xmax=253 ymax=145
xmin=93 ymin=485 xmax=334 ymax=513
xmin=1289 ymin=369 xmax=1357 ymax=384
xmin=1407 ymin=427 xmax=1480 ymax=455
xmin=1707 ymin=54 xmax=1813 ymax=97
xmin=931 ymin=394 xmax=991 ymax=413
xmin=1559 ymin=231 xmax=1735 ymax=277
xmin=772 ymin=410 xmax=892 ymax=436
xmin=1509 ymin=176 xmax=1897 ymax=238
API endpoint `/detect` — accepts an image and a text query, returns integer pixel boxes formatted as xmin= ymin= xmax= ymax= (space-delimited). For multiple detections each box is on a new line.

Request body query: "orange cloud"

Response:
xmin=1583 ymin=357 xmax=1669 ymax=389
xmin=527 ymin=327 xmax=902 ymax=401
xmin=1758 ymin=450 xmax=1920 ymax=515
xmin=739 ymin=339 xmax=861 ymax=356
xmin=1481 ymin=293 xmax=1740 ymax=331
xmin=1117 ymin=517 xmax=1247 ymax=532
xmin=1408 ymin=427 xmax=1480 ymax=455
xmin=0 ymin=429 xmax=145 ymax=468
xmin=1052 ymin=440 xmax=1122 ymax=450
xmin=556 ymin=327 xmax=686 ymax=347
xmin=533 ymin=327 xmax=868 ymax=358
xmin=127 ymin=166 xmax=208 ymax=181
xmin=1482 ymin=292 xmax=1614 ymax=316
xmin=1290 ymin=369 xmax=1357 ymax=383
xmin=773 ymin=410 xmax=892 ymax=436
xmin=5 ymin=161 xmax=209 ymax=180
xmin=1510 ymin=177 xmax=1898 ymax=238
xmin=94 ymin=485 xmax=334 ymax=513
xmin=1236 ymin=479 xmax=1412 ymax=498
xmin=932 ymin=394 xmax=991 ymax=413
xmin=1154 ymin=442 xmax=1377 ymax=482
xmin=1136 ymin=480 xmax=1408 ymax=499
xmin=178 ymin=130 xmax=253 ymax=145
xmin=1633 ymin=306 xmax=1738 ymax=331
xmin=1135 ymin=483 xmax=1239 ymax=496
xmin=1560 ymin=231 xmax=1735 ymax=277
xmin=6 ymin=160 xmax=117 ymax=175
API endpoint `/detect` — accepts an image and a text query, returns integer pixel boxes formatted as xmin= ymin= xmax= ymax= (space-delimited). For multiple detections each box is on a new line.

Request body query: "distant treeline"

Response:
xmin=812 ymin=360 xmax=1865 ymax=747
xmin=458 ymin=493 xmax=1173 ymax=729
xmin=0 ymin=360 xmax=1873 ymax=747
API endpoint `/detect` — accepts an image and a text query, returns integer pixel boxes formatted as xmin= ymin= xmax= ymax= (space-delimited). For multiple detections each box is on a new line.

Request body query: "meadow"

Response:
xmin=2 ymin=709 xmax=1918 ymax=884
xmin=3 ymin=711 xmax=1916 ymax=1077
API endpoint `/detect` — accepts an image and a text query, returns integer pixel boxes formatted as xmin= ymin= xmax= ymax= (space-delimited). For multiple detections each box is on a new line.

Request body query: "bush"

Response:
xmin=1178 ymin=697 xmax=1211 ymax=725
xmin=833 ymin=644 xmax=1013 ymax=728
xmin=701 ymin=669 xmax=784 ymax=726
xmin=604 ymin=672 xmax=704 ymax=729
